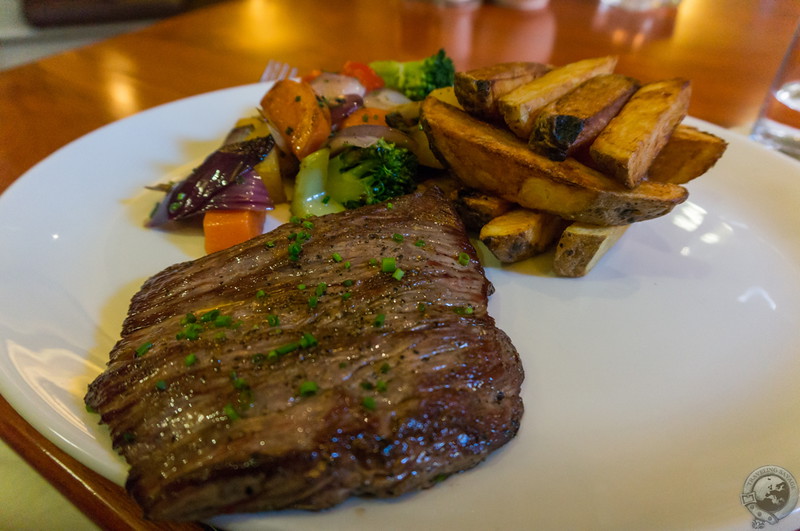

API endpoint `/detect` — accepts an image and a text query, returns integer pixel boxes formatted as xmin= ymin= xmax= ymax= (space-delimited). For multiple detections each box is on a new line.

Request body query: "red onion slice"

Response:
xmin=148 ymin=136 xmax=275 ymax=227
xmin=363 ymin=87 xmax=413 ymax=110
xmin=329 ymin=94 xmax=364 ymax=130
xmin=310 ymin=72 xmax=367 ymax=101
xmin=328 ymin=124 xmax=418 ymax=155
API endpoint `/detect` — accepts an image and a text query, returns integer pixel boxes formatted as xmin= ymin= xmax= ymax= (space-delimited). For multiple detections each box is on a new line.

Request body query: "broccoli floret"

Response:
xmin=327 ymin=139 xmax=418 ymax=209
xmin=369 ymin=49 xmax=455 ymax=101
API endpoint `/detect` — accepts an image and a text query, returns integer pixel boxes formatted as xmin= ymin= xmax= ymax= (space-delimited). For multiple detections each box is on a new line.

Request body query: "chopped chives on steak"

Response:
xmin=84 ymin=188 xmax=523 ymax=521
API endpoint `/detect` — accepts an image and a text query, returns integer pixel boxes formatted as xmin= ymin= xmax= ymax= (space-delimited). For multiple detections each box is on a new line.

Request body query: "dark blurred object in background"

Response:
xmin=22 ymin=0 xmax=218 ymax=27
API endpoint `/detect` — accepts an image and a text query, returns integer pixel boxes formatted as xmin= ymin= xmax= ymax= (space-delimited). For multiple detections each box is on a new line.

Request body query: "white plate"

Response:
xmin=2 ymin=84 xmax=800 ymax=531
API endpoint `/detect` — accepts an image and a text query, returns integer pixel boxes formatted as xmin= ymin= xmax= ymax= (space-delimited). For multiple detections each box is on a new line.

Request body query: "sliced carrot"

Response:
xmin=300 ymin=69 xmax=323 ymax=83
xmin=260 ymin=80 xmax=332 ymax=160
xmin=341 ymin=61 xmax=385 ymax=92
xmin=340 ymin=107 xmax=391 ymax=129
xmin=203 ymin=209 xmax=267 ymax=254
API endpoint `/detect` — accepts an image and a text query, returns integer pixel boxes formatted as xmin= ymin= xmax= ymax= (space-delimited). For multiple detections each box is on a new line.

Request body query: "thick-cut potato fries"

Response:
xmin=423 ymin=57 xmax=727 ymax=276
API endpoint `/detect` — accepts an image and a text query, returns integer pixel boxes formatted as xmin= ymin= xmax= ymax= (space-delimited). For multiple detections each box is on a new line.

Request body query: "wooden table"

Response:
xmin=1 ymin=0 xmax=798 ymax=527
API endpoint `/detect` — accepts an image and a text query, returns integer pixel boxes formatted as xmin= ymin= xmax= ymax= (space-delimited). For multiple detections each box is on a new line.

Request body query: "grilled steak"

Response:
xmin=85 ymin=187 xmax=524 ymax=521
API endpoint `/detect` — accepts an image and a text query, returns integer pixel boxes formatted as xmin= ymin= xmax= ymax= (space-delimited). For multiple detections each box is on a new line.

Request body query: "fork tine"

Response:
xmin=260 ymin=60 xmax=298 ymax=83
xmin=278 ymin=62 xmax=290 ymax=79
xmin=259 ymin=60 xmax=275 ymax=82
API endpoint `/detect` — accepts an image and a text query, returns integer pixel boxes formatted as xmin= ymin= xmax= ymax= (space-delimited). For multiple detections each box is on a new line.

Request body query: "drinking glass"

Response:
xmin=751 ymin=22 xmax=800 ymax=159
xmin=598 ymin=0 xmax=680 ymax=11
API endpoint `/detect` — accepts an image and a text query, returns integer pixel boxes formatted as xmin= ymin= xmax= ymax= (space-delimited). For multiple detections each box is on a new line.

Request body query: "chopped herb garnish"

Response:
xmin=155 ymin=380 xmax=167 ymax=391
xmin=231 ymin=372 xmax=249 ymax=390
xmin=458 ymin=252 xmax=470 ymax=266
xmin=135 ymin=342 xmax=154 ymax=357
xmin=180 ymin=313 xmax=197 ymax=325
xmin=380 ymin=362 xmax=391 ymax=374
xmin=343 ymin=279 xmax=354 ymax=287
xmin=255 ymin=289 xmax=266 ymax=299
xmin=362 ymin=396 xmax=376 ymax=410
xmin=373 ymin=313 xmax=386 ymax=327
xmin=341 ymin=291 xmax=352 ymax=301
xmin=184 ymin=353 xmax=198 ymax=366
xmin=376 ymin=380 xmax=388 ymax=392
xmin=344 ymin=261 xmax=351 ymax=269
xmin=288 ymin=242 xmax=302 ymax=261
xmin=266 ymin=314 xmax=280 ymax=327
xmin=276 ymin=341 xmax=300 ymax=356
xmin=369 ymin=258 xmax=378 ymax=266
xmin=265 ymin=240 xmax=276 ymax=248
xmin=223 ymin=403 xmax=240 ymax=421
xmin=302 ymin=220 xmax=314 ymax=230
xmin=308 ymin=295 xmax=319 ymax=308
xmin=392 ymin=233 xmax=404 ymax=242
xmin=299 ymin=332 xmax=318 ymax=348
xmin=454 ymin=305 xmax=474 ymax=315
xmin=200 ymin=309 xmax=220 ymax=323
xmin=332 ymin=252 xmax=343 ymax=263
xmin=299 ymin=380 xmax=319 ymax=396
xmin=315 ymin=282 xmax=327 ymax=296
xmin=297 ymin=283 xmax=307 ymax=290
xmin=290 ymin=215 xmax=301 ymax=224
xmin=392 ymin=268 xmax=405 ymax=281
xmin=387 ymin=202 xmax=394 ymax=209
xmin=176 ymin=322 xmax=203 ymax=340
xmin=214 ymin=314 xmax=233 ymax=328
xmin=414 ymin=239 xmax=426 ymax=247
xmin=417 ymin=302 xmax=428 ymax=313
xmin=381 ymin=257 xmax=397 ymax=273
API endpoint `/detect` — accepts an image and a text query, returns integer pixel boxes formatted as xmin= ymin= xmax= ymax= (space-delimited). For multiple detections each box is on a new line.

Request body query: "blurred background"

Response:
xmin=0 ymin=0 xmax=217 ymax=70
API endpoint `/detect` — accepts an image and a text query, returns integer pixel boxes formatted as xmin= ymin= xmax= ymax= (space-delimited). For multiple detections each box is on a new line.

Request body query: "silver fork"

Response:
xmin=259 ymin=60 xmax=298 ymax=83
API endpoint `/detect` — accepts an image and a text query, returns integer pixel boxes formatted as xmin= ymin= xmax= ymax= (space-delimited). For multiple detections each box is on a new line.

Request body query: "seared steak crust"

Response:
xmin=85 ymin=187 xmax=524 ymax=521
